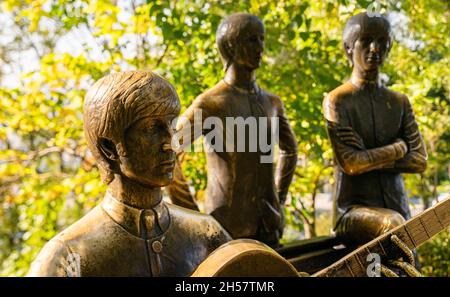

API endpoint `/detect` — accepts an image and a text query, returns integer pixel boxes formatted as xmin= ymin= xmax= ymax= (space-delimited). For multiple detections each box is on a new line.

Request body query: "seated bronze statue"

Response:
xmin=323 ymin=13 xmax=427 ymax=247
xmin=168 ymin=13 xmax=298 ymax=248
xmin=27 ymin=71 xmax=231 ymax=277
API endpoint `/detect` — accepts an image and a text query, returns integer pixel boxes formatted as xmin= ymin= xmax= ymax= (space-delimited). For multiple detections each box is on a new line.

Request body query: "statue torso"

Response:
xmin=27 ymin=198 xmax=230 ymax=277
xmin=191 ymin=81 xmax=281 ymax=238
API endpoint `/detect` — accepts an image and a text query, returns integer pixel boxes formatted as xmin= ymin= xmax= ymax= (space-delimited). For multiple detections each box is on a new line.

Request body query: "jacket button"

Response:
xmin=152 ymin=240 xmax=163 ymax=253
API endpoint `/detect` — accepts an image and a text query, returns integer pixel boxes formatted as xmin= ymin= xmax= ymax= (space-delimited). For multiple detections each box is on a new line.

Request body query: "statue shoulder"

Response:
xmin=166 ymin=203 xmax=232 ymax=242
xmin=262 ymin=89 xmax=283 ymax=109
xmin=323 ymin=82 xmax=355 ymax=107
xmin=323 ymin=82 xmax=355 ymax=122
xmin=27 ymin=237 xmax=70 ymax=276
xmin=382 ymin=86 xmax=409 ymax=104
xmin=189 ymin=81 xmax=229 ymax=110
xmin=54 ymin=205 xmax=108 ymax=243
xmin=26 ymin=206 xmax=109 ymax=276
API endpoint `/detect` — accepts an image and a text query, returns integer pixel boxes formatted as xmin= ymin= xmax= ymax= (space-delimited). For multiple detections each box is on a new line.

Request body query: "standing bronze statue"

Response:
xmin=323 ymin=13 xmax=427 ymax=247
xmin=168 ymin=13 xmax=298 ymax=247
xmin=27 ymin=71 xmax=231 ymax=277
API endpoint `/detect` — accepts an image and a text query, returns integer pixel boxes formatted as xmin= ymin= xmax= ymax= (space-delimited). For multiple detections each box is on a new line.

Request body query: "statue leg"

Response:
xmin=335 ymin=205 xmax=405 ymax=247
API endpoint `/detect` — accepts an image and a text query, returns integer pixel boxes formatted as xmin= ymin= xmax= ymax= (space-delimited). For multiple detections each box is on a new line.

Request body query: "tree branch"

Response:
xmin=155 ymin=43 xmax=169 ymax=67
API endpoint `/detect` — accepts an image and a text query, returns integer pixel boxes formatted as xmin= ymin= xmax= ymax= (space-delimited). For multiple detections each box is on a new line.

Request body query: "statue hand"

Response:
xmin=380 ymin=235 xmax=422 ymax=277
xmin=336 ymin=126 xmax=366 ymax=150
xmin=394 ymin=138 xmax=408 ymax=157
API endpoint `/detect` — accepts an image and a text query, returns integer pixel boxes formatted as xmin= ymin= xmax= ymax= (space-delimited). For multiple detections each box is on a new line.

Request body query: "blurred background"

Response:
xmin=0 ymin=0 xmax=448 ymax=276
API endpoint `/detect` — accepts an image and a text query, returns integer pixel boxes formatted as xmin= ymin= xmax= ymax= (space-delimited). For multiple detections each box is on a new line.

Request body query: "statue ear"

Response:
xmin=386 ymin=38 xmax=393 ymax=55
xmin=344 ymin=43 xmax=354 ymax=67
xmin=98 ymin=137 xmax=119 ymax=161
xmin=226 ymin=41 xmax=235 ymax=61
xmin=345 ymin=43 xmax=353 ymax=56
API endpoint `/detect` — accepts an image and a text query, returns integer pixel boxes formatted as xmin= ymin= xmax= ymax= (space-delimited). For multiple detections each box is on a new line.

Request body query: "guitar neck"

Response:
xmin=314 ymin=197 xmax=450 ymax=277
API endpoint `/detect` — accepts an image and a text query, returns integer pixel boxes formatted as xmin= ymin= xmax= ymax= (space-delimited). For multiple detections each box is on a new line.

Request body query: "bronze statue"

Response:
xmin=168 ymin=13 xmax=298 ymax=247
xmin=27 ymin=71 xmax=231 ymax=277
xmin=323 ymin=13 xmax=427 ymax=247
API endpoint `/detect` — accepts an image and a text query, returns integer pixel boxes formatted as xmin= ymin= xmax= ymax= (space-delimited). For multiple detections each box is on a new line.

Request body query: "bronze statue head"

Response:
xmin=343 ymin=12 xmax=393 ymax=69
xmin=216 ymin=13 xmax=265 ymax=71
xmin=83 ymin=71 xmax=180 ymax=187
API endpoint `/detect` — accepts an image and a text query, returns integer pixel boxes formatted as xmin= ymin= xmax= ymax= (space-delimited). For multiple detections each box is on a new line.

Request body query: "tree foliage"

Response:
xmin=0 ymin=0 xmax=448 ymax=276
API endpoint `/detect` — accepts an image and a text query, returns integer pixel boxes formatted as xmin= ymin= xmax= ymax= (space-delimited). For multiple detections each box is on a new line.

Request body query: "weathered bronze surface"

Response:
xmin=168 ymin=13 xmax=298 ymax=247
xmin=192 ymin=239 xmax=299 ymax=277
xmin=27 ymin=71 xmax=231 ymax=277
xmin=323 ymin=13 xmax=427 ymax=247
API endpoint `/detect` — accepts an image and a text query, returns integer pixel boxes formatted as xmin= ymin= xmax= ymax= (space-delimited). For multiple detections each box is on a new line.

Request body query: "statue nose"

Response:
xmin=370 ymin=41 xmax=380 ymax=52
xmin=257 ymin=40 xmax=264 ymax=53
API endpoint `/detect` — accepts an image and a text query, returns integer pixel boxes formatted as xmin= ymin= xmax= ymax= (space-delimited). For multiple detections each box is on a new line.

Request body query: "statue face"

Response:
xmin=233 ymin=20 xmax=265 ymax=70
xmin=351 ymin=25 xmax=390 ymax=71
xmin=118 ymin=114 xmax=176 ymax=188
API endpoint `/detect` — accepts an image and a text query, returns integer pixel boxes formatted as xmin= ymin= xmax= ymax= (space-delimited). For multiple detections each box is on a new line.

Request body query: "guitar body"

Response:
xmin=191 ymin=239 xmax=299 ymax=277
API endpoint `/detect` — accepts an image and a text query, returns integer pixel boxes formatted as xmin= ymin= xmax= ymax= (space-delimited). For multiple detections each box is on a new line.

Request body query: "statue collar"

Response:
xmin=350 ymin=76 xmax=381 ymax=90
xmin=222 ymin=79 xmax=260 ymax=95
xmin=101 ymin=191 xmax=170 ymax=239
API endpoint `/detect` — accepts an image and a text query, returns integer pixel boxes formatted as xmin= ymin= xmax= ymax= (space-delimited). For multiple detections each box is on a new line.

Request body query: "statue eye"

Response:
xmin=140 ymin=120 xmax=158 ymax=134
xmin=360 ymin=37 xmax=371 ymax=45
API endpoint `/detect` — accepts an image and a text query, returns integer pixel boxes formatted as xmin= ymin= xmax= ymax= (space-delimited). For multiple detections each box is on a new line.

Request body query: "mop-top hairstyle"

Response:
xmin=216 ymin=13 xmax=264 ymax=71
xmin=83 ymin=71 xmax=180 ymax=184
xmin=343 ymin=12 xmax=393 ymax=66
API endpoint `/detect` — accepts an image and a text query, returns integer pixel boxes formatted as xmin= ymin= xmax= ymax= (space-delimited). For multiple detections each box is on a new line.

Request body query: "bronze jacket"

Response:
xmin=27 ymin=193 xmax=231 ymax=276
xmin=323 ymin=81 xmax=427 ymax=221
xmin=171 ymin=80 xmax=298 ymax=239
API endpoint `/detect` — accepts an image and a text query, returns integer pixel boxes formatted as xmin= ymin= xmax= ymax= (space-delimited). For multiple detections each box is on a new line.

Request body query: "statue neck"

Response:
xmin=224 ymin=63 xmax=257 ymax=91
xmin=351 ymin=66 xmax=381 ymax=89
xmin=107 ymin=174 xmax=162 ymax=209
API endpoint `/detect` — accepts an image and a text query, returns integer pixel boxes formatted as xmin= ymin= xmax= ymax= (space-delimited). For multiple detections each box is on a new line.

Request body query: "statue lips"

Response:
xmin=159 ymin=159 xmax=175 ymax=172
xmin=254 ymin=54 xmax=262 ymax=65
xmin=367 ymin=54 xmax=380 ymax=65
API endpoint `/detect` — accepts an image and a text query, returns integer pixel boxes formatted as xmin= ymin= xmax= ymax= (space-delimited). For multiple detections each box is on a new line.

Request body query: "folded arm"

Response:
xmin=387 ymin=96 xmax=427 ymax=173
xmin=323 ymin=93 xmax=412 ymax=176
xmin=327 ymin=121 xmax=408 ymax=176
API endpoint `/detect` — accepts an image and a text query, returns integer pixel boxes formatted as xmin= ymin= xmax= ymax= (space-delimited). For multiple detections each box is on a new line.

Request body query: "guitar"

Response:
xmin=314 ymin=197 xmax=450 ymax=277
xmin=192 ymin=197 xmax=449 ymax=277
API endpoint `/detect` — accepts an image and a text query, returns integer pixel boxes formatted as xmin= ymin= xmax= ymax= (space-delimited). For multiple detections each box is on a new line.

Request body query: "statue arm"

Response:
xmin=26 ymin=239 xmax=71 ymax=277
xmin=274 ymin=98 xmax=298 ymax=205
xmin=386 ymin=95 xmax=427 ymax=173
xmin=166 ymin=97 xmax=207 ymax=211
xmin=166 ymin=153 xmax=199 ymax=211
xmin=175 ymin=97 xmax=206 ymax=150
xmin=326 ymin=122 xmax=408 ymax=175
xmin=323 ymin=95 xmax=408 ymax=176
